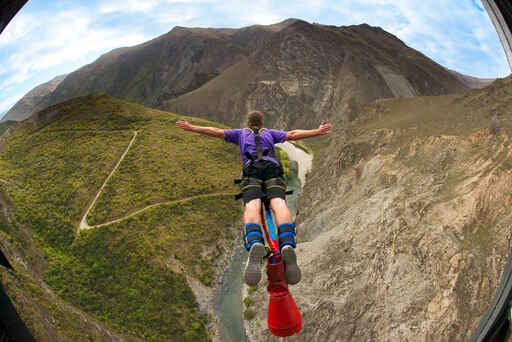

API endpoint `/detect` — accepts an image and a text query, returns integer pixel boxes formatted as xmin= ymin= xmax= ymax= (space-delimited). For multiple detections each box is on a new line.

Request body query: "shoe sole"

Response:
xmin=244 ymin=243 xmax=265 ymax=286
xmin=282 ymin=246 xmax=301 ymax=285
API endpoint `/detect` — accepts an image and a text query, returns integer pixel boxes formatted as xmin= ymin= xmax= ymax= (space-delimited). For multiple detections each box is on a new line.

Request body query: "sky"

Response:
xmin=0 ymin=0 xmax=510 ymax=117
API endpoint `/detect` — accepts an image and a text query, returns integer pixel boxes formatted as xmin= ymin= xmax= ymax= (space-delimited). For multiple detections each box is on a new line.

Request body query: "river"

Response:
xmin=215 ymin=142 xmax=310 ymax=342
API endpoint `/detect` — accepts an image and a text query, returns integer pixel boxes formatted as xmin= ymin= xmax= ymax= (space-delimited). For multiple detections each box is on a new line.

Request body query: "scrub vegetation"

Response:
xmin=0 ymin=95 xmax=242 ymax=341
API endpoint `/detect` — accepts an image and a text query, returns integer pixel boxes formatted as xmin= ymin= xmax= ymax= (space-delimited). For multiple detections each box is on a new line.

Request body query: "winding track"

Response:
xmin=77 ymin=131 xmax=235 ymax=231
xmin=79 ymin=131 xmax=138 ymax=230
xmin=82 ymin=192 xmax=235 ymax=230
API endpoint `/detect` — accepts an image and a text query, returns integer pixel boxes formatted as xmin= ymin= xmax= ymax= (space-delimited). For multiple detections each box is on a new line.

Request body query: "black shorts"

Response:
xmin=241 ymin=160 xmax=286 ymax=204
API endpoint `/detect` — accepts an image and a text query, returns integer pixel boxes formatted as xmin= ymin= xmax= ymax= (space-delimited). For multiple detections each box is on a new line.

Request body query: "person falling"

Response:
xmin=176 ymin=110 xmax=332 ymax=286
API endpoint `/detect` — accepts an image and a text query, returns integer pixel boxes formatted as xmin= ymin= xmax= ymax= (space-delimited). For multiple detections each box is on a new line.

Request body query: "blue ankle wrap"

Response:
xmin=278 ymin=222 xmax=296 ymax=249
xmin=244 ymin=223 xmax=264 ymax=250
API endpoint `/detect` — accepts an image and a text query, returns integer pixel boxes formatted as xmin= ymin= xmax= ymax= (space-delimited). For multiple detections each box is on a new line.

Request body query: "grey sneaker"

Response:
xmin=281 ymin=245 xmax=301 ymax=285
xmin=244 ymin=243 xmax=265 ymax=286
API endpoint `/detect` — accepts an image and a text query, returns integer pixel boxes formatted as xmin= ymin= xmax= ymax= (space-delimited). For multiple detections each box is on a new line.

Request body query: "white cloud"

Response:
xmin=0 ymin=6 xmax=150 ymax=93
xmin=153 ymin=6 xmax=202 ymax=26
xmin=0 ymin=12 xmax=37 ymax=46
xmin=317 ymin=0 xmax=508 ymax=77
xmin=0 ymin=91 xmax=26 ymax=113
xmin=99 ymin=0 xmax=162 ymax=14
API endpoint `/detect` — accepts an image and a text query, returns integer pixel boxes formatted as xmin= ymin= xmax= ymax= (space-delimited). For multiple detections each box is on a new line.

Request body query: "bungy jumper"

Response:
xmin=234 ymin=127 xmax=302 ymax=337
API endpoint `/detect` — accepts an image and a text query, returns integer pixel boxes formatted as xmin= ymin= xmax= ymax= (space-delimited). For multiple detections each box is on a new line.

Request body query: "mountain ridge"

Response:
xmin=3 ymin=18 xmax=478 ymax=128
xmin=165 ymin=20 xmax=468 ymax=130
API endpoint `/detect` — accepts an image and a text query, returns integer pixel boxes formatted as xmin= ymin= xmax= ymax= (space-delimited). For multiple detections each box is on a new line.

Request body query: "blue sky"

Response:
xmin=0 ymin=0 xmax=510 ymax=116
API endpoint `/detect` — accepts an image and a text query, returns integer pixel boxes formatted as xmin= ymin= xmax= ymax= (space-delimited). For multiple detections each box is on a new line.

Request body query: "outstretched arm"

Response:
xmin=285 ymin=120 xmax=332 ymax=141
xmin=176 ymin=119 xmax=226 ymax=138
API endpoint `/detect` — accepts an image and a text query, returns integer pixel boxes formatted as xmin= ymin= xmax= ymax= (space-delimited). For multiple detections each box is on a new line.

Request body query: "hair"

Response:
xmin=247 ymin=110 xmax=264 ymax=127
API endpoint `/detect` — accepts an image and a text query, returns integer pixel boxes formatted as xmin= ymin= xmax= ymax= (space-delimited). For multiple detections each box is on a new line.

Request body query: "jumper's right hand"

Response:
xmin=317 ymin=120 xmax=332 ymax=135
xmin=176 ymin=118 xmax=192 ymax=131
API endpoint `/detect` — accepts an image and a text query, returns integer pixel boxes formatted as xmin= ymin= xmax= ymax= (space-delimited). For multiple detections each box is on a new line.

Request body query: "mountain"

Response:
xmin=447 ymin=68 xmax=496 ymax=89
xmin=20 ymin=19 xmax=298 ymax=119
xmin=8 ymin=19 xmax=468 ymax=129
xmin=3 ymin=74 xmax=67 ymax=122
xmin=244 ymin=75 xmax=512 ymax=341
xmin=166 ymin=20 xmax=468 ymax=129
xmin=0 ymin=95 xmax=242 ymax=341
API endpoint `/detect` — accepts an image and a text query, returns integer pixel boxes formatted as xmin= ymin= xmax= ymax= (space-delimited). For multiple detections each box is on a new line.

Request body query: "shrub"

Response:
xmin=243 ymin=297 xmax=253 ymax=307
xmin=243 ymin=309 xmax=255 ymax=320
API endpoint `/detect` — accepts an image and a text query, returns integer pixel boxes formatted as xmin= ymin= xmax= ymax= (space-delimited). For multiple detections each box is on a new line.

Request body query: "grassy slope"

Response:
xmin=87 ymin=110 xmax=240 ymax=224
xmin=0 ymin=95 xmax=242 ymax=341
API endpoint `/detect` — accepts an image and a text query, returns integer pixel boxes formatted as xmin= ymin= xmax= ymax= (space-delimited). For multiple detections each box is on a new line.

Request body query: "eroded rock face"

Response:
xmin=244 ymin=74 xmax=512 ymax=341
xmin=246 ymin=129 xmax=512 ymax=342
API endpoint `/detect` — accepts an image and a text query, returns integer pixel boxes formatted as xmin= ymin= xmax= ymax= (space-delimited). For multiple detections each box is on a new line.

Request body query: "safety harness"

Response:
xmin=234 ymin=128 xmax=297 ymax=253
xmin=244 ymin=126 xmax=271 ymax=164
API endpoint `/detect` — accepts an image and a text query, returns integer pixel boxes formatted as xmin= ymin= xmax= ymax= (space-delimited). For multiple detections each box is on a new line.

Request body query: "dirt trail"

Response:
xmin=0 ymin=178 xmax=23 ymax=191
xmin=79 ymin=131 xmax=137 ymax=231
xmin=87 ymin=192 xmax=234 ymax=229
xmin=78 ymin=130 xmax=235 ymax=231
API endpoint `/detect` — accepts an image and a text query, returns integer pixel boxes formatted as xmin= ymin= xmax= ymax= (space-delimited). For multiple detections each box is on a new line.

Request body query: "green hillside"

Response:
xmin=0 ymin=95 xmax=242 ymax=341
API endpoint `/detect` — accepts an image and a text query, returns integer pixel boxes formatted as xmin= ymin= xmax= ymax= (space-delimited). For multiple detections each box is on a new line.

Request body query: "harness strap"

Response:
xmin=246 ymin=127 xmax=271 ymax=162
xmin=241 ymin=177 xmax=263 ymax=191
xmin=265 ymin=177 xmax=286 ymax=191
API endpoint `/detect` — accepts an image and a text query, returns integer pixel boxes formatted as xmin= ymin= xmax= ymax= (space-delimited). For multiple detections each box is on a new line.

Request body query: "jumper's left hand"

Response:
xmin=176 ymin=118 xmax=193 ymax=131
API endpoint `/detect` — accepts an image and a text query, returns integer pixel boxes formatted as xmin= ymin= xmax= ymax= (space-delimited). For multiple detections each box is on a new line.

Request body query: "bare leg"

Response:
xmin=244 ymin=198 xmax=262 ymax=225
xmin=269 ymin=197 xmax=293 ymax=226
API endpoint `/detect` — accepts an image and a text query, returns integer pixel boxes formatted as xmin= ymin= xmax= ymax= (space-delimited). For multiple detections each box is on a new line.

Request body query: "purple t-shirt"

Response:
xmin=224 ymin=128 xmax=287 ymax=167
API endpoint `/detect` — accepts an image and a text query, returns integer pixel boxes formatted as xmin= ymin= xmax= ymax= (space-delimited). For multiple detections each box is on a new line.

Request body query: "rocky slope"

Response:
xmin=2 ymin=74 xmax=66 ymax=122
xmin=166 ymin=20 xmax=468 ymax=130
xmin=244 ymin=76 xmax=512 ymax=341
